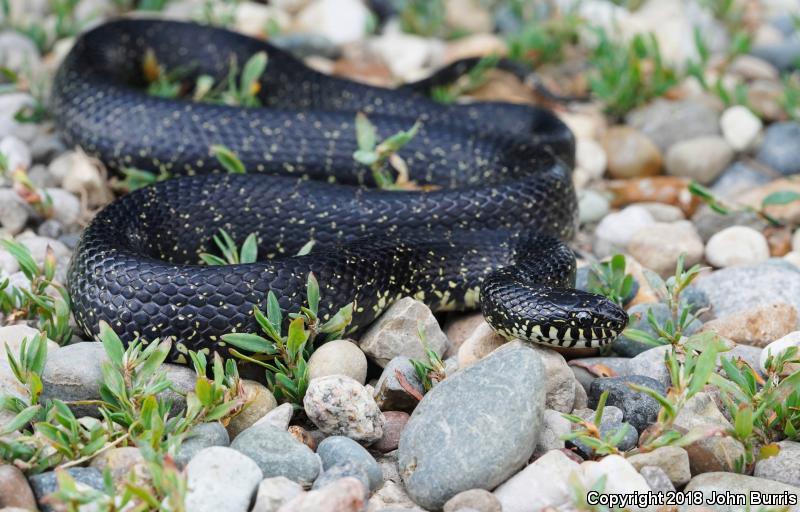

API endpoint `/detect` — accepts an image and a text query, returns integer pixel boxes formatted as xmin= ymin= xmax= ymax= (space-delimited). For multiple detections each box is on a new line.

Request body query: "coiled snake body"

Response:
xmin=53 ymin=19 xmax=627 ymax=357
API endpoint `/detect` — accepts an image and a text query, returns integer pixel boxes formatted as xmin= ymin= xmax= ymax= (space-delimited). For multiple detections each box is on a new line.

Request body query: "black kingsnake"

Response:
xmin=52 ymin=19 xmax=627 ymax=358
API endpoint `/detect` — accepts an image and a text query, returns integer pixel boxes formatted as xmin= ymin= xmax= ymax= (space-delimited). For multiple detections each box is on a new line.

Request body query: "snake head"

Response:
xmin=568 ymin=295 xmax=628 ymax=347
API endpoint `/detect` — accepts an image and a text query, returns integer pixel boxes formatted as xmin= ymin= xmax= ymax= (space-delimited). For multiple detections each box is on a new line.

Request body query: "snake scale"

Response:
xmin=52 ymin=19 xmax=627 ymax=359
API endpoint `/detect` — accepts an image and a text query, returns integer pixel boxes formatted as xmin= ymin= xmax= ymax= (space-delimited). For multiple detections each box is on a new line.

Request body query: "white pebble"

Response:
xmin=295 ymin=0 xmax=371 ymax=45
xmin=0 ymin=135 xmax=31 ymax=171
xmin=578 ymin=189 xmax=610 ymax=224
xmin=705 ymin=226 xmax=770 ymax=268
xmin=593 ymin=206 xmax=655 ymax=258
xmin=720 ymin=106 xmax=763 ymax=152
xmin=575 ymin=139 xmax=606 ymax=181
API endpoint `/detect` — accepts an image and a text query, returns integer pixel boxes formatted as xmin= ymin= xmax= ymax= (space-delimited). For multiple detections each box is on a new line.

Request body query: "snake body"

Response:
xmin=53 ymin=19 xmax=627 ymax=357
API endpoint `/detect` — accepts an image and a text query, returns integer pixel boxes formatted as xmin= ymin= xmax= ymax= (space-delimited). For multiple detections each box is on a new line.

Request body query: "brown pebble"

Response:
xmin=372 ymin=411 xmax=410 ymax=453
xmin=0 ymin=464 xmax=37 ymax=510
xmin=289 ymin=425 xmax=317 ymax=451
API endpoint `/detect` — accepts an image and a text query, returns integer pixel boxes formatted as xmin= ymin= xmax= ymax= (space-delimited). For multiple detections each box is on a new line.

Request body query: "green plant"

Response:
xmin=212 ymin=144 xmax=247 ymax=173
xmin=199 ymin=228 xmax=258 ymax=266
xmin=353 ymin=112 xmax=421 ymax=189
xmin=687 ymin=29 xmax=752 ymax=109
xmin=713 ymin=347 xmax=800 ymax=472
xmin=781 ymin=72 xmax=800 ymax=121
xmin=144 ymin=50 xmax=267 ymax=108
xmin=562 ymin=391 xmax=632 ymax=457
xmin=506 ymin=11 xmax=582 ymax=67
xmin=222 ymin=273 xmax=353 ymax=405
xmin=588 ymin=29 xmax=679 ymax=118
xmin=46 ymin=444 xmax=187 ymax=511
xmin=432 ymin=55 xmax=500 ymax=103
xmin=586 ymin=254 xmax=634 ymax=307
xmin=396 ymin=0 xmax=447 ymax=38
xmin=408 ymin=326 xmax=446 ymax=392
xmin=622 ymin=254 xmax=705 ymax=347
xmin=0 ymin=239 xmax=72 ymax=344
xmin=630 ymin=332 xmax=733 ymax=452
xmin=112 ymin=167 xmax=172 ymax=193
xmin=689 ymin=181 xmax=797 ymax=228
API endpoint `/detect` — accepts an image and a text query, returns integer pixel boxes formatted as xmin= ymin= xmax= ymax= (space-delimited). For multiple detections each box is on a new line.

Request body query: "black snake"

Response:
xmin=53 ymin=19 xmax=627 ymax=358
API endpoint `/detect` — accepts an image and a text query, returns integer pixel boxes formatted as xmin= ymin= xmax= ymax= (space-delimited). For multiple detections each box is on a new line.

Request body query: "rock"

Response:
xmin=640 ymin=465 xmax=675 ymax=493
xmin=724 ymin=343 xmax=763 ymax=372
xmin=0 ymin=189 xmax=28 ymax=235
xmin=589 ymin=375 xmax=665 ymax=433
xmin=367 ymin=481 xmax=419 ymax=511
xmin=616 ymin=303 xmax=701 ymax=360
xmin=758 ymin=122 xmax=800 ymax=175
xmin=578 ymin=189 xmax=610 ymax=224
xmin=443 ymin=489 xmax=501 ymax=512
xmin=89 ymin=446 xmax=146 ymax=488
xmin=690 ymin=260 xmax=800 ymax=317
xmin=443 ymin=0 xmax=492 ymax=33
xmin=720 ymin=105 xmax=763 ymax=151
xmin=369 ymin=31 xmax=444 ymax=82
xmin=278 ymin=477 xmax=365 ymax=512
xmin=40 ymin=341 xmax=105 ymax=417
xmin=569 ymin=356 xmax=632 ymax=391
xmin=626 ymin=98 xmax=721 ymax=152
xmin=600 ymin=126 xmax=663 ymax=179
xmin=308 ymin=339 xmax=367 ymax=384
xmin=234 ymin=2 xmax=289 ymax=37
xmin=304 ymin=375 xmax=384 ymax=442
xmin=358 ymin=297 xmax=449 ymax=367
xmin=706 ymin=226 xmax=770 ymax=268
xmin=398 ymin=342 xmax=545 ymax=510
xmin=674 ymin=391 xmax=745 ymax=474
xmin=443 ymin=33 xmax=507 ymax=64
xmin=312 ymin=462 xmax=370 ymax=495
xmin=318 ymin=436 xmax=382 ymax=491
xmin=593 ymin=205 xmax=655 ymax=258
xmin=0 ymin=135 xmax=30 ymax=171
xmin=295 ymin=0 xmax=370 ymax=45
xmin=456 ymin=320 xmax=507 ymax=368
xmin=751 ymin=40 xmax=800 ymax=72
xmin=226 ymin=380 xmax=277 ymax=439
xmin=373 ymin=411 xmax=409 ymax=453
xmin=44 ymin=188 xmax=81 ymax=228
xmin=175 ymin=422 xmax=230 ymax=467
xmin=0 ymin=31 xmax=39 ymax=73
xmin=17 ymin=234 xmax=70 ymax=263
xmin=492 ymin=450 xmax=581 ymax=512
xmin=626 ymin=446 xmax=691 ymax=487
xmin=0 ymin=465 xmax=36 ymax=510
xmin=0 ymin=324 xmax=58 ymax=363
xmin=700 ymin=303 xmax=797 ymax=347
xmin=754 ymin=440 xmax=800 ymax=487
xmin=581 ymin=455 xmax=652 ymax=507
xmin=57 ymin=150 xmax=110 ymax=208
xmin=0 ymin=93 xmax=37 ymax=141
xmin=729 ymin=54 xmax=780 ymax=81
xmin=255 ymin=402 xmax=294 ymax=431
xmin=252 ymin=477 xmax=304 ymax=512
xmin=0 ymin=247 xmax=18 ymax=275
xmin=692 ymin=206 xmax=769 ymax=244
xmin=748 ymin=78 xmax=786 ymax=121
xmin=230 ymin=423 xmax=320 ymax=486
xmin=664 ymin=136 xmax=733 ymax=184
xmin=626 ymin=221 xmax=704 ymax=277
xmin=528 ymin=343 xmax=575 ymax=413
xmin=185 ymin=446 xmax=262 ymax=512
xmin=681 ymin=472 xmax=800 ymax=512
xmin=373 ymin=356 xmax=424 ymax=413
xmin=37 ymin=219 xmax=65 ymax=239
xmin=29 ymin=468 xmax=104 ymax=511
xmin=711 ymin=162 xmax=772 ymax=200
xmin=442 ymin=312 xmax=485 ymax=355
xmin=636 ymin=202 xmax=685 ymax=222
xmin=576 ymin=138 xmax=607 ymax=182
xmin=534 ymin=409 xmax=570 ymax=456
xmin=760 ymin=331 xmax=800 ymax=375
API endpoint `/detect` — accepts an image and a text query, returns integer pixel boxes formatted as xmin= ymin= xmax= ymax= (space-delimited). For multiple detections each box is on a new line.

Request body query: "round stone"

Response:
xmin=705 ymin=226 xmax=770 ymax=268
xmin=307 ymin=339 xmax=368 ymax=384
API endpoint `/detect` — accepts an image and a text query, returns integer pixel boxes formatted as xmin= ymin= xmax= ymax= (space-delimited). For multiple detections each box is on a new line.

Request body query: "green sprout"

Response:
xmin=562 ymin=390 xmax=632 ymax=457
xmin=353 ymin=112 xmax=421 ymax=189
xmin=408 ymin=325 xmax=446 ymax=392
xmin=199 ymin=228 xmax=258 ymax=266
xmin=586 ymin=254 xmax=634 ymax=307
xmin=222 ymin=273 xmax=353 ymax=405
xmin=431 ymin=55 xmax=500 ymax=103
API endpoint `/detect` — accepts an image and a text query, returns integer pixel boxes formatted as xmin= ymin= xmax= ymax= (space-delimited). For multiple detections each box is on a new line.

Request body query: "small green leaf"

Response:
xmin=307 ymin=273 xmax=320 ymax=317
xmin=221 ymin=332 xmax=274 ymax=353
xmin=296 ymin=240 xmax=315 ymax=256
xmin=239 ymin=233 xmax=258 ymax=264
xmin=355 ymin=112 xmax=377 ymax=151
xmin=762 ymin=190 xmax=800 ymax=207
xmin=98 ymin=321 xmax=125 ymax=368
xmin=212 ymin=144 xmax=246 ymax=174
xmin=0 ymin=404 xmax=39 ymax=434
